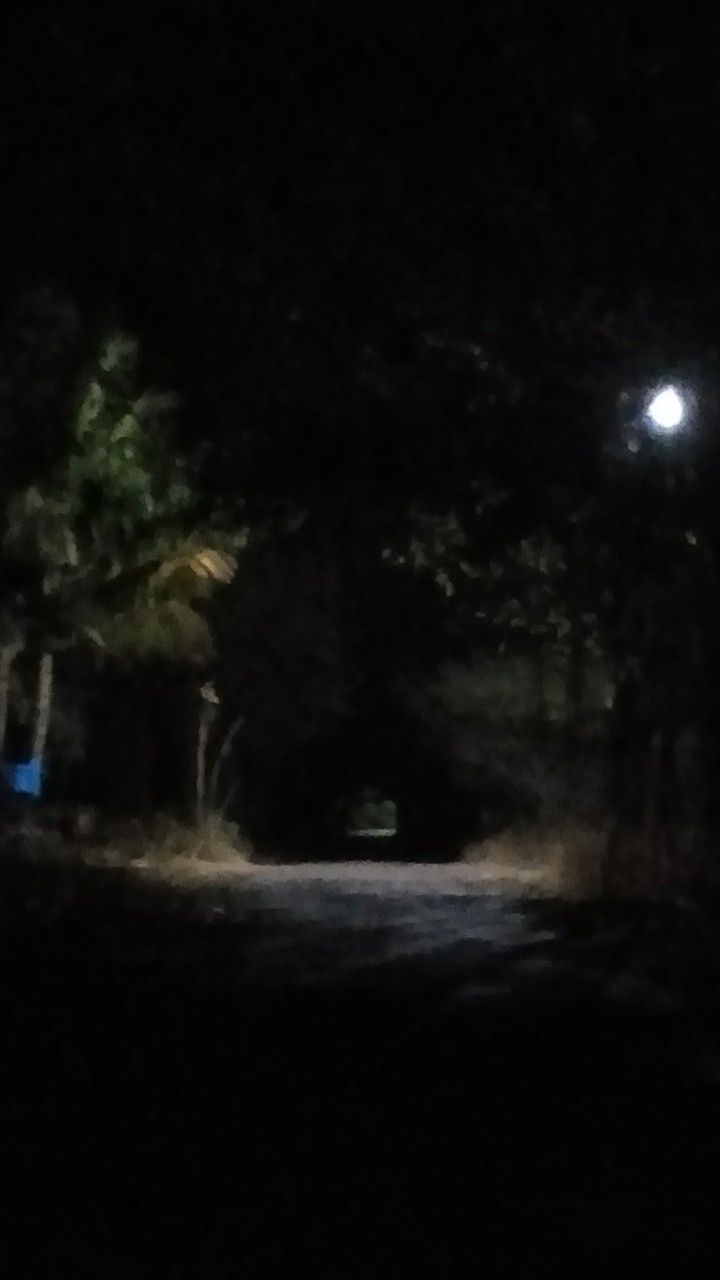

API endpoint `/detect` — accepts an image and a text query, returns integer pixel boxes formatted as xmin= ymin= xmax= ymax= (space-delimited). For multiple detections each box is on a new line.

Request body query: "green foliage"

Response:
xmin=346 ymin=790 xmax=397 ymax=835
xmin=91 ymin=599 xmax=212 ymax=663
xmin=6 ymin=333 xmax=185 ymax=569
xmin=469 ymin=532 xmax=574 ymax=655
xmin=2 ymin=330 xmax=238 ymax=661
xmin=379 ymin=500 xmax=604 ymax=667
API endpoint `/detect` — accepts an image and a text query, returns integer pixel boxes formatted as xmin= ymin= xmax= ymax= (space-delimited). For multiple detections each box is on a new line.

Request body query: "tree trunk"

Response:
xmin=565 ymin=527 xmax=586 ymax=750
xmin=196 ymin=696 xmax=213 ymax=824
xmin=209 ymin=713 xmax=244 ymax=815
xmin=533 ymin=646 xmax=547 ymax=740
xmin=567 ymin=618 xmax=584 ymax=742
xmin=0 ymin=643 xmax=21 ymax=764
xmin=32 ymin=651 xmax=54 ymax=774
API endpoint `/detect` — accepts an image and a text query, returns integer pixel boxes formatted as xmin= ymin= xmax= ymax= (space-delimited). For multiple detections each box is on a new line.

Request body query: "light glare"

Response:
xmin=647 ymin=386 xmax=685 ymax=432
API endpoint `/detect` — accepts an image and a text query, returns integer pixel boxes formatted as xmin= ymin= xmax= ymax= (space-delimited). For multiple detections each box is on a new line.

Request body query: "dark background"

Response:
xmin=3 ymin=2 xmax=719 ymax=493
xmin=4 ymin=13 xmax=720 ymax=1275
xmin=3 ymin=3 xmax=720 ymax=855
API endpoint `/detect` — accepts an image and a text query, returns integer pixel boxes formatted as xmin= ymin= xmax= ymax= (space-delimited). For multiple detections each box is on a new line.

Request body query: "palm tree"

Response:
xmin=0 ymin=330 xmax=241 ymax=802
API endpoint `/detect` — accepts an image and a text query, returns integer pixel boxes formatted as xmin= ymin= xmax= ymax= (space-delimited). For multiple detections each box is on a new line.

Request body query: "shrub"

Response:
xmin=97 ymin=812 xmax=253 ymax=867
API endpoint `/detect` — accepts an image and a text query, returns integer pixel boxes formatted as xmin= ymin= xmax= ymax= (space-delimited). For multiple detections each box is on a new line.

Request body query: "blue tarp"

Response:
xmin=1 ymin=758 xmax=42 ymax=798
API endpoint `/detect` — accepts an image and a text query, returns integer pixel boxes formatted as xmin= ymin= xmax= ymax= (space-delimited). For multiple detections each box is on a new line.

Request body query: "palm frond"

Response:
xmin=66 ymin=541 xmax=238 ymax=612
xmin=87 ymin=599 xmax=214 ymax=662
xmin=151 ymin=547 xmax=237 ymax=595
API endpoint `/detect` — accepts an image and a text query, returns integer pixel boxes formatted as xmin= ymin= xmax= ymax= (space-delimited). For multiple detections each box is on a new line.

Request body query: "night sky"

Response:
xmin=2 ymin=3 xmax=720 ymax=491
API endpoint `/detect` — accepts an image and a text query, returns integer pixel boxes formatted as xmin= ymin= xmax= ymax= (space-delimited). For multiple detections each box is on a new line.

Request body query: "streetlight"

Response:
xmin=646 ymin=385 xmax=688 ymax=435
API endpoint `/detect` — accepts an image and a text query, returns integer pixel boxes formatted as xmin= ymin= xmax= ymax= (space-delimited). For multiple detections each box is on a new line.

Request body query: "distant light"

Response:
xmin=647 ymin=386 xmax=686 ymax=433
xmin=349 ymin=828 xmax=397 ymax=839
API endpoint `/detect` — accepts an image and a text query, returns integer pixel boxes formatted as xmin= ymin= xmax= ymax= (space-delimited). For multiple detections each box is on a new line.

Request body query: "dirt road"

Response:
xmin=3 ymin=852 xmax=720 ymax=1274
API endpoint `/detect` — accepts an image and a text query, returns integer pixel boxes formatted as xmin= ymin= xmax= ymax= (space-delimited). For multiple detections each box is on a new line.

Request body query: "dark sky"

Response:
xmin=2 ymin=3 xmax=719 ymax=446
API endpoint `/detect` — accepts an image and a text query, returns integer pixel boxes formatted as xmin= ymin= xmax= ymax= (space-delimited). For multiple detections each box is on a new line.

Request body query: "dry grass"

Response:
xmin=463 ymin=823 xmax=609 ymax=899
xmin=464 ymin=821 xmax=714 ymax=902
xmin=92 ymin=813 xmax=254 ymax=872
